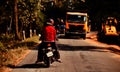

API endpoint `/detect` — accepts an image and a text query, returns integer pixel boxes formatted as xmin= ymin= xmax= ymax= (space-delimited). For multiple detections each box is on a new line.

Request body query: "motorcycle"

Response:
xmin=42 ymin=43 xmax=55 ymax=67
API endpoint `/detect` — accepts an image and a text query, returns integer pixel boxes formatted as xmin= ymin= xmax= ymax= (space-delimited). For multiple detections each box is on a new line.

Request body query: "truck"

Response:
xmin=65 ymin=12 xmax=90 ymax=39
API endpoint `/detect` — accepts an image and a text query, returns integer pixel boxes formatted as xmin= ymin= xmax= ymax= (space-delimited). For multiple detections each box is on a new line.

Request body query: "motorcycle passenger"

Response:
xmin=36 ymin=18 xmax=61 ymax=63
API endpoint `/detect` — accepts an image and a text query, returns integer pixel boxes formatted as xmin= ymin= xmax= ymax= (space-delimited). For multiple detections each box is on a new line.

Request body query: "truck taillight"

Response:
xmin=66 ymin=22 xmax=69 ymax=29
xmin=83 ymin=24 xmax=87 ymax=30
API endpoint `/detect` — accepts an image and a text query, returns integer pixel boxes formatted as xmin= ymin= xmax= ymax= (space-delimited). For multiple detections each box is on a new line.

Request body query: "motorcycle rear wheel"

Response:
xmin=44 ymin=56 xmax=51 ymax=67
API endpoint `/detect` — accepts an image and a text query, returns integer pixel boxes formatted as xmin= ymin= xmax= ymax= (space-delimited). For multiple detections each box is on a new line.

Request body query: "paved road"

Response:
xmin=11 ymin=32 xmax=120 ymax=72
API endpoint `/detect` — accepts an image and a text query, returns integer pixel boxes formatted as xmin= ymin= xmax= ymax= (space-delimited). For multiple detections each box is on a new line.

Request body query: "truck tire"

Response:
xmin=82 ymin=34 xmax=86 ymax=39
xmin=65 ymin=33 xmax=69 ymax=38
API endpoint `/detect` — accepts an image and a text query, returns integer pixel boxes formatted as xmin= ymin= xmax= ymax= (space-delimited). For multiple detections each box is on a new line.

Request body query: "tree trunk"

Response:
xmin=14 ymin=0 xmax=21 ymax=40
xmin=9 ymin=16 xmax=12 ymax=34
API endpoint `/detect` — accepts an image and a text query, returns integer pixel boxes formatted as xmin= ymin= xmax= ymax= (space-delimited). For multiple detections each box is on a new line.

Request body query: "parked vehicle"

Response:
xmin=97 ymin=17 xmax=119 ymax=42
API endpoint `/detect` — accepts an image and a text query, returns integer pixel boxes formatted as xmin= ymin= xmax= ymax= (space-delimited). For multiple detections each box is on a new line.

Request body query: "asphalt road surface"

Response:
xmin=11 ymin=32 xmax=120 ymax=72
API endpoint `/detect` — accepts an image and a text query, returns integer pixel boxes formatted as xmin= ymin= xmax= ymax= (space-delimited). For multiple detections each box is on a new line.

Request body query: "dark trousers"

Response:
xmin=37 ymin=42 xmax=60 ymax=61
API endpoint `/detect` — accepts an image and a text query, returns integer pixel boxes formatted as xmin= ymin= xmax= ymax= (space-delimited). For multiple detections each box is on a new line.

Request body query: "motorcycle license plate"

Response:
xmin=46 ymin=52 xmax=53 ymax=57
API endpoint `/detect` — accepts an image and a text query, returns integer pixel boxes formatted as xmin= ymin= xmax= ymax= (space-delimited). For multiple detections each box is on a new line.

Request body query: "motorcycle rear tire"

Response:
xmin=44 ymin=56 xmax=50 ymax=67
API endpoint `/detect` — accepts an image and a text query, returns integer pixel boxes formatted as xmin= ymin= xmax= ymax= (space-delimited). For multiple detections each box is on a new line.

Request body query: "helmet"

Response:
xmin=46 ymin=18 xmax=54 ymax=25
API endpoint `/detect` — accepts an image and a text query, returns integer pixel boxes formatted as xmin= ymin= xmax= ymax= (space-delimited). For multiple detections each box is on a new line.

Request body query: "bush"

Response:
xmin=0 ymin=34 xmax=15 ymax=42
xmin=0 ymin=42 xmax=7 ymax=52
xmin=0 ymin=42 xmax=8 ymax=67
xmin=0 ymin=36 xmax=39 ymax=68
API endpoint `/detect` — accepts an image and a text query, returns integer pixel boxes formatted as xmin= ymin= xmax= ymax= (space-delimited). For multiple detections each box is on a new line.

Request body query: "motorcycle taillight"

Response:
xmin=47 ymin=43 xmax=51 ymax=46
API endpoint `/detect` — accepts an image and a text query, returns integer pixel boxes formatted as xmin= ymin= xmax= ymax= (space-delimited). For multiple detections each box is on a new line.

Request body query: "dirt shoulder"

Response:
xmin=0 ymin=49 xmax=31 ymax=72
xmin=0 ymin=36 xmax=40 ymax=72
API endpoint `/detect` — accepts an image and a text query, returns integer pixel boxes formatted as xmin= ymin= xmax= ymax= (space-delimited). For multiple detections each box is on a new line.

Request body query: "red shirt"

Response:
xmin=41 ymin=25 xmax=56 ymax=42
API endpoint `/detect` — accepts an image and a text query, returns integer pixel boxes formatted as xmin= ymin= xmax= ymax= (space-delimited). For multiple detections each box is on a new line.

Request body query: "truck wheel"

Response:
xmin=83 ymin=37 xmax=86 ymax=39
xmin=97 ymin=32 xmax=105 ymax=42
xmin=83 ymin=37 xmax=86 ymax=40
xmin=82 ymin=34 xmax=86 ymax=39
xmin=65 ymin=33 xmax=69 ymax=38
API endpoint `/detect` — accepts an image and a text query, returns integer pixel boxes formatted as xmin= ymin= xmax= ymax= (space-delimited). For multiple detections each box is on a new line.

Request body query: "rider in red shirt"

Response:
xmin=36 ymin=18 xmax=61 ymax=63
xmin=42 ymin=24 xmax=56 ymax=42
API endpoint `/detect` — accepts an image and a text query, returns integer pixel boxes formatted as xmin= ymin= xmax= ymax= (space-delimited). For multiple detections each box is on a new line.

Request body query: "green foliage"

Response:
xmin=0 ymin=42 xmax=7 ymax=52
xmin=17 ymin=0 xmax=45 ymax=34
xmin=0 ymin=0 xmax=45 ymax=39
xmin=0 ymin=34 xmax=15 ymax=42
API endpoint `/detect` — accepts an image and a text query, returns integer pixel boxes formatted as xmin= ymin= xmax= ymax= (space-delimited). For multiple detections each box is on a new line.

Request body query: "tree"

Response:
xmin=14 ymin=0 xmax=21 ymax=40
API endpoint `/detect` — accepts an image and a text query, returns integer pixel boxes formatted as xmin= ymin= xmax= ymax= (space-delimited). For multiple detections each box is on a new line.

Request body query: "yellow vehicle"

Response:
xmin=97 ymin=17 xmax=119 ymax=41
xmin=65 ymin=12 xmax=90 ymax=39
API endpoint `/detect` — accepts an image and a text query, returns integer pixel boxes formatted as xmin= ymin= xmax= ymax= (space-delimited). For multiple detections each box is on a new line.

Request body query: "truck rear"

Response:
xmin=65 ymin=12 xmax=89 ymax=39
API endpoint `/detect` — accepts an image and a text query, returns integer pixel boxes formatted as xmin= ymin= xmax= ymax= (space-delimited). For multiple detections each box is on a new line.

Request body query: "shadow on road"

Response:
xmin=8 ymin=63 xmax=50 ymax=69
xmin=58 ymin=44 xmax=120 ymax=55
xmin=58 ymin=35 xmax=86 ymax=39
xmin=58 ymin=34 xmax=120 ymax=46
